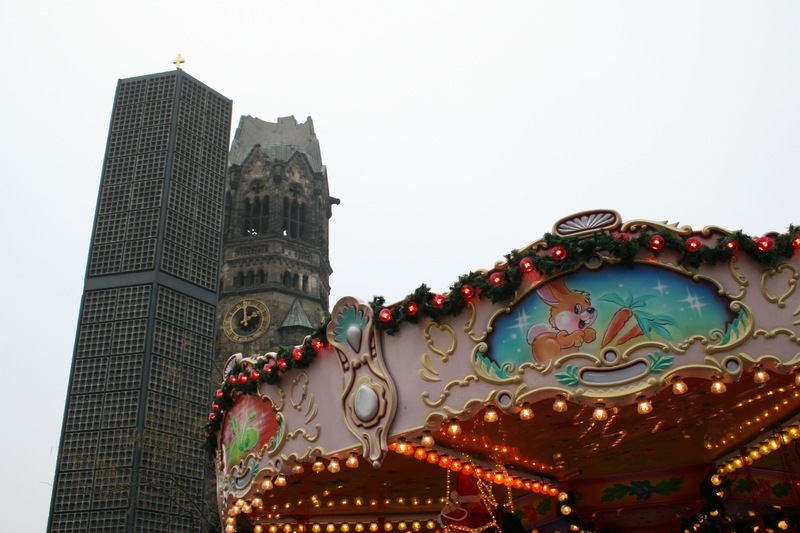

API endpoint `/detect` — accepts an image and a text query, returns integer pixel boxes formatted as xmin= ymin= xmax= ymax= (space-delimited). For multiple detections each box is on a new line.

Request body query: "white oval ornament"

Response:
xmin=354 ymin=385 xmax=379 ymax=421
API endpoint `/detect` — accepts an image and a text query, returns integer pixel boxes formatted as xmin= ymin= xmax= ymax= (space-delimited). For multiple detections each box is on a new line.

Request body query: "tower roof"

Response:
xmin=229 ymin=115 xmax=324 ymax=172
xmin=279 ymin=298 xmax=315 ymax=329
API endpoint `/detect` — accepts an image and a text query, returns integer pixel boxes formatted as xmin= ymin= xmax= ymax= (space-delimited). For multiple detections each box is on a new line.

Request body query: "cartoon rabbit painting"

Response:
xmin=526 ymin=278 xmax=598 ymax=364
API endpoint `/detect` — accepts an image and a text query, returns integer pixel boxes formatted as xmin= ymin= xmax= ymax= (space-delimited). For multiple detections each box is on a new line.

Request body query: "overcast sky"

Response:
xmin=1 ymin=2 xmax=798 ymax=531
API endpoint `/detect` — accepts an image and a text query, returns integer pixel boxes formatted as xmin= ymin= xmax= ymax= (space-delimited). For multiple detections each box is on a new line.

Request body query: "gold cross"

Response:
xmin=173 ymin=53 xmax=185 ymax=70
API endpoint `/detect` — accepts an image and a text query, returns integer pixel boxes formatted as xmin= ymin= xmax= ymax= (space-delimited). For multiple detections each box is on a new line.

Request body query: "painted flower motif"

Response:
xmin=629 ymin=480 xmax=656 ymax=500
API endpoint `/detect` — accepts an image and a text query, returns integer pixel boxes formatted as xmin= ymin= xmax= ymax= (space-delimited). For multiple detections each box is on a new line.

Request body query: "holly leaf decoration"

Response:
xmin=648 ymin=351 xmax=674 ymax=373
xmin=773 ymin=481 xmax=791 ymax=498
xmin=556 ymin=365 xmax=580 ymax=386
xmin=601 ymin=483 xmax=632 ymax=502
xmin=654 ymin=476 xmax=683 ymax=495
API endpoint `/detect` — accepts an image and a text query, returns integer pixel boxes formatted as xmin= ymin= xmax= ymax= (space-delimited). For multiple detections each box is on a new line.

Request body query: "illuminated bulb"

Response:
xmin=427 ymin=521 xmax=436 ymax=530
xmin=768 ymin=437 xmax=780 ymax=451
xmin=346 ymin=453 xmax=359 ymax=468
xmin=519 ymin=402 xmax=534 ymax=421
xmin=672 ymin=377 xmax=688 ymax=395
xmin=711 ymin=378 xmax=727 ymax=394
xmin=754 ymin=367 xmax=770 ymax=384
xmin=398 ymin=522 xmax=407 ymax=531
xmin=384 ymin=524 xmax=393 ymax=532
xmin=255 ymin=527 xmax=264 ymax=533
xmin=462 ymin=463 xmax=474 ymax=475
xmin=236 ymin=499 xmax=246 ymax=509
xmin=341 ymin=524 xmax=350 ymax=532
xmin=370 ymin=524 xmax=379 ymax=532
xmin=252 ymin=497 xmax=263 ymax=508
xmin=270 ymin=526 xmax=279 ymax=533
xmin=724 ymin=462 xmax=736 ymax=473
xmin=795 ymin=369 xmax=800 ymax=386
xmin=292 ymin=463 xmax=304 ymax=474
xmin=313 ymin=457 xmax=326 ymax=473
xmin=788 ymin=425 xmax=800 ymax=439
xmin=262 ymin=479 xmax=274 ymax=491
xmin=558 ymin=491 xmax=569 ymax=502
xmin=327 ymin=525 xmax=335 ymax=533
xmin=313 ymin=526 xmax=322 ymax=532
xmin=733 ymin=457 xmax=743 ymax=469
xmin=447 ymin=419 xmax=462 ymax=437
xmin=553 ymin=394 xmax=568 ymax=413
xmin=355 ymin=525 xmax=364 ymax=532
xmin=412 ymin=522 xmax=421 ymax=531
xmin=226 ymin=526 xmax=236 ymax=533
xmin=426 ymin=451 xmax=439 ymax=464
xmin=421 ymin=430 xmax=434 ymax=448
xmin=560 ymin=504 xmax=572 ymax=516
xmin=396 ymin=438 xmax=410 ymax=454
xmin=484 ymin=406 xmax=499 ymax=423
xmin=275 ymin=474 xmax=287 ymax=486
xmin=328 ymin=458 xmax=341 ymax=473
xmin=593 ymin=402 xmax=608 ymax=421
xmin=760 ymin=443 xmax=772 ymax=455
xmin=285 ymin=525 xmax=293 ymax=533
xmin=710 ymin=474 xmax=722 ymax=486
xmin=636 ymin=395 xmax=653 ymax=415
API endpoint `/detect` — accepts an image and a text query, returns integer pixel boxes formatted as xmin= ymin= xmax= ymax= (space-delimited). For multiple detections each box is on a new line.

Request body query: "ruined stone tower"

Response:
xmin=217 ymin=116 xmax=338 ymax=360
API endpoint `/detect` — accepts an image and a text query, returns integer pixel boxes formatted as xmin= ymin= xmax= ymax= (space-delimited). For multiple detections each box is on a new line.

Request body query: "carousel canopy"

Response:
xmin=209 ymin=211 xmax=800 ymax=533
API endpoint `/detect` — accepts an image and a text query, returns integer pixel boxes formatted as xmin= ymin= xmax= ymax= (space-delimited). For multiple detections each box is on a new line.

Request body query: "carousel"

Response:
xmin=206 ymin=211 xmax=800 ymax=533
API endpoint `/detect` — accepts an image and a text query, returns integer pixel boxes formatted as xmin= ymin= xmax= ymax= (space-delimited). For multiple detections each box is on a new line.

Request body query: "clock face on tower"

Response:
xmin=223 ymin=299 xmax=271 ymax=344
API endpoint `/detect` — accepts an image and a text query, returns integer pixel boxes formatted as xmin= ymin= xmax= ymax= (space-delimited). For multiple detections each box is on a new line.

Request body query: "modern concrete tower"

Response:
xmin=217 ymin=116 xmax=338 ymax=360
xmin=47 ymin=68 xmax=232 ymax=532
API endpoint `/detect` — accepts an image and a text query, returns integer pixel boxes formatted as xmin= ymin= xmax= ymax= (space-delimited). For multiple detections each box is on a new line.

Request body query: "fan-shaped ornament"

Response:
xmin=554 ymin=210 xmax=620 ymax=236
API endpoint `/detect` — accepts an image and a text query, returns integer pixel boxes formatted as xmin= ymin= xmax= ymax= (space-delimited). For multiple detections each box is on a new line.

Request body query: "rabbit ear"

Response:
xmin=536 ymin=281 xmax=564 ymax=306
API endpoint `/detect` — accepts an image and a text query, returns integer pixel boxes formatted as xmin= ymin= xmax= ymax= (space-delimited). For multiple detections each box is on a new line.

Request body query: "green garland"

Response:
xmin=203 ymin=226 xmax=799 ymax=451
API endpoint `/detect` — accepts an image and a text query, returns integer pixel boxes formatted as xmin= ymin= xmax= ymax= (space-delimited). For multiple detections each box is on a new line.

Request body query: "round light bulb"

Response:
xmin=711 ymin=378 xmax=727 ymax=394
xmin=292 ymin=463 xmax=304 ymax=475
xmin=553 ymin=395 xmax=568 ymax=413
xmin=421 ymin=431 xmax=434 ymax=448
xmin=484 ymin=406 xmax=499 ymax=423
xmin=593 ymin=402 xmax=608 ymax=421
xmin=396 ymin=438 xmax=410 ymax=454
xmin=346 ymin=453 xmax=359 ymax=468
xmin=636 ymin=396 xmax=653 ymax=415
xmin=328 ymin=458 xmax=341 ymax=473
xmin=447 ymin=419 xmax=462 ymax=437
xmin=519 ymin=402 xmax=534 ymax=421
xmin=754 ymin=368 xmax=770 ymax=384
xmin=672 ymin=377 xmax=688 ymax=395
xmin=275 ymin=474 xmax=287 ymax=486
xmin=313 ymin=457 xmax=326 ymax=473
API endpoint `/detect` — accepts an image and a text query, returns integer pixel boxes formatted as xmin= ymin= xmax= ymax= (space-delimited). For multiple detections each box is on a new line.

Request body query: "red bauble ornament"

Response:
xmin=292 ymin=347 xmax=303 ymax=361
xmin=685 ymin=237 xmax=702 ymax=252
xmin=215 ymin=389 xmax=224 ymax=398
xmin=250 ymin=370 xmax=260 ymax=381
xmin=756 ymin=235 xmax=775 ymax=251
xmin=432 ymin=294 xmax=446 ymax=308
xmin=723 ymin=239 xmax=739 ymax=252
xmin=228 ymin=375 xmax=238 ymax=385
xmin=379 ymin=308 xmax=393 ymax=323
xmin=489 ymin=272 xmax=504 ymax=286
xmin=212 ymin=403 xmax=221 ymax=411
xmin=264 ymin=364 xmax=273 ymax=374
xmin=277 ymin=358 xmax=287 ymax=370
xmin=649 ymin=235 xmax=665 ymax=251
xmin=519 ymin=257 xmax=535 ymax=272
xmin=238 ymin=373 xmax=249 ymax=385
xmin=460 ymin=284 xmax=475 ymax=299
xmin=312 ymin=338 xmax=324 ymax=350
xmin=792 ymin=235 xmax=800 ymax=249
xmin=209 ymin=412 xmax=217 ymax=421
xmin=550 ymin=245 xmax=567 ymax=261
xmin=406 ymin=301 xmax=419 ymax=316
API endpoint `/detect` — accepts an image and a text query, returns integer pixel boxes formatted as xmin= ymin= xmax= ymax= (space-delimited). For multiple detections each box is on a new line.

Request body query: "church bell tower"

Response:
xmin=217 ymin=116 xmax=338 ymax=359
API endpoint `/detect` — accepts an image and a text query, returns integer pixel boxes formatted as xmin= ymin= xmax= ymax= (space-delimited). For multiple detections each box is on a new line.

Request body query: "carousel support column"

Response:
xmin=740 ymin=448 xmax=766 ymax=531
xmin=378 ymin=517 xmax=385 ymax=533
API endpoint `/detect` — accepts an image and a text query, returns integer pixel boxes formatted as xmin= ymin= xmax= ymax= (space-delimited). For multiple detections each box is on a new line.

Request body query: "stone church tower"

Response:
xmin=217 ymin=116 xmax=338 ymax=360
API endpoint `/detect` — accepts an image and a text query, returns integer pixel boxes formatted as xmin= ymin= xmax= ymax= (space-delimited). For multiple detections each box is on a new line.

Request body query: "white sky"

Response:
xmin=1 ymin=2 xmax=798 ymax=531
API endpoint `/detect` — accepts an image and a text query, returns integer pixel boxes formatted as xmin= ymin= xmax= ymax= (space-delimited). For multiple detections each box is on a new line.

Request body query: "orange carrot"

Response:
xmin=615 ymin=323 xmax=644 ymax=345
xmin=602 ymin=307 xmax=632 ymax=347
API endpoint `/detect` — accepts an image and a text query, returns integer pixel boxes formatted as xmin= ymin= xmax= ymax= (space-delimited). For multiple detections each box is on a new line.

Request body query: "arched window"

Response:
xmin=282 ymin=197 xmax=290 ymax=236
xmin=257 ymin=196 xmax=269 ymax=234
xmin=302 ymin=275 xmax=308 ymax=292
xmin=299 ymin=204 xmax=307 ymax=240
xmin=242 ymin=198 xmax=253 ymax=235
xmin=246 ymin=271 xmax=254 ymax=286
xmin=257 ymin=269 xmax=265 ymax=284
xmin=235 ymin=272 xmax=245 ymax=288
xmin=282 ymin=271 xmax=292 ymax=287
xmin=292 ymin=273 xmax=300 ymax=289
